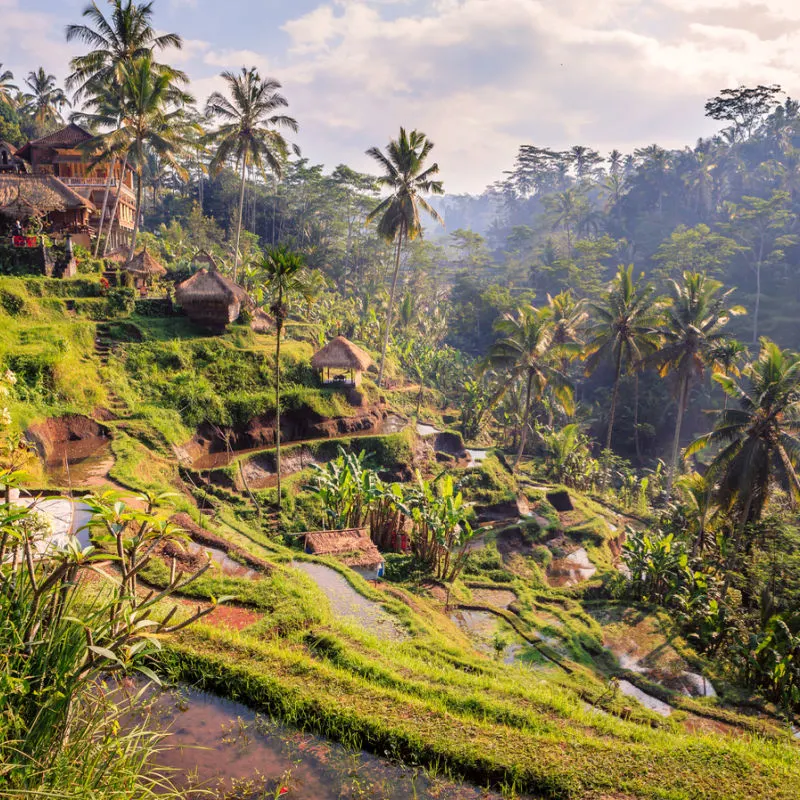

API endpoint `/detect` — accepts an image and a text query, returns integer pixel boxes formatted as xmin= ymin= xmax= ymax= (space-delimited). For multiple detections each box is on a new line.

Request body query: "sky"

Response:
xmin=2 ymin=0 xmax=800 ymax=194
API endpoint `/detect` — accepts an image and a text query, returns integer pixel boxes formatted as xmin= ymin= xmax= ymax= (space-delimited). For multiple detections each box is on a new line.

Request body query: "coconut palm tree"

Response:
xmin=258 ymin=247 xmax=307 ymax=513
xmin=83 ymin=55 xmax=193 ymax=262
xmin=205 ymin=68 xmax=298 ymax=281
xmin=657 ymin=271 xmax=745 ymax=490
xmin=487 ymin=305 xmax=572 ymax=469
xmin=20 ymin=69 xmax=69 ymax=133
xmin=710 ymin=338 xmax=748 ymax=409
xmin=66 ymin=0 xmax=187 ymax=256
xmin=687 ymin=340 xmax=800 ymax=562
xmin=66 ymin=0 xmax=186 ymax=100
xmin=366 ymin=128 xmax=444 ymax=388
xmin=0 ymin=65 xmax=17 ymax=108
xmin=585 ymin=265 xmax=663 ymax=452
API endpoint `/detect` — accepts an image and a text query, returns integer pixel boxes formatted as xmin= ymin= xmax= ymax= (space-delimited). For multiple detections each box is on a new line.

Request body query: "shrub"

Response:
xmin=0 ymin=288 xmax=26 ymax=316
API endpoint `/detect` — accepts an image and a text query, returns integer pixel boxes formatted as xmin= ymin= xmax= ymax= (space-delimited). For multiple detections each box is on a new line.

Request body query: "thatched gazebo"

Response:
xmin=174 ymin=268 xmax=252 ymax=331
xmin=311 ymin=336 xmax=373 ymax=387
xmin=303 ymin=528 xmax=385 ymax=579
xmin=125 ymin=246 xmax=166 ymax=291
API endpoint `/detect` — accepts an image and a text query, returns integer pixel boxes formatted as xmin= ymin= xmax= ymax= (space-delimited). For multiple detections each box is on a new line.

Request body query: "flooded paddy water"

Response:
xmin=127 ymin=683 xmax=517 ymax=800
xmin=43 ymin=436 xmax=114 ymax=488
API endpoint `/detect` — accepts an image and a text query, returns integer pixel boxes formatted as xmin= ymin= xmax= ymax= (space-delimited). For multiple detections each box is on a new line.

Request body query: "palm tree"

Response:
xmin=66 ymin=0 xmax=186 ymax=256
xmin=21 ymin=69 xmax=69 ymax=133
xmin=83 ymin=55 xmax=192 ymax=262
xmin=0 ymin=64 xmax=17 ymax=107
xmin=487 ymin=305 xmax=572 ymax=469
xmin=687 ymin=340 xmax=800 ymax=564
xmin=657 ymin=271 xmax=745 ymax=489
xmin=585 ymin=265 xmax=662 ymax=452
xmin=710 ymin=338 xmax=748 ymax=409
xmin=366 ymin=128 xmax=444 ymax=388
xmin=205 ymin=67 xmax=298 ymax=281
xmin=258 ymin=247 xmax=307 ymax=513
xmin=66 ymin=0 xmax=186 ymax=100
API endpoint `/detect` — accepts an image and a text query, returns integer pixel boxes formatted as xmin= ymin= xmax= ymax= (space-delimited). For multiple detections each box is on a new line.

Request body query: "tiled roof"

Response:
xmin=28 ymin=123 xmax=92 ymax=149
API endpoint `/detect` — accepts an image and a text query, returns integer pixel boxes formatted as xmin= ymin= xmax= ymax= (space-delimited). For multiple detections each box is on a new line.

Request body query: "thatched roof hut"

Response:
xmin=126 ymin=246 xmax=166 ymax=278
xmin=104 ymin=248 xmax=128 ymax=264
xmin=0 ymin=174 xmax=94 ymax=225
xmin=304 ymin=528 xmax=384 ymax=575
xmin=311 ymin=336 xmax=373 ymax=386
xmin=175 ymin=267 xmax=253 ymax=330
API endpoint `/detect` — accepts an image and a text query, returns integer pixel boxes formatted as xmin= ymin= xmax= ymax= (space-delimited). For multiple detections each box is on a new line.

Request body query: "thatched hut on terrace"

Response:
xmin=304 ymin=528 xmax=385 ymax=579
xmin=174 ymin=267 xmax=253 ymax=331
xmin=311 ymin=336 xmax=373 ymax=387
xmin=125 ymin=246 xmax=166 ymax=292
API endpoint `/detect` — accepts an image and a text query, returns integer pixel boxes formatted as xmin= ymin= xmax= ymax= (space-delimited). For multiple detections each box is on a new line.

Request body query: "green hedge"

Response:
xmin=22 ymin=277 xmax=101 ymax=298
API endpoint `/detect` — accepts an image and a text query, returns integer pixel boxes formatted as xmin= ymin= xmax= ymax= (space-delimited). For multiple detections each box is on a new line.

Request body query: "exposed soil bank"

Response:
xmin=182 ymin=406 xmax=403 ymax=470
xmin=26 ymin=414 xmax=110 ymax=462
xmin=26 ymin=414 xmax=114 ymax=487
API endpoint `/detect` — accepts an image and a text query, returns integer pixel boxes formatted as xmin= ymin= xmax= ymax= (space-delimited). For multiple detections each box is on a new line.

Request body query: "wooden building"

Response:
xmin=174 ymin=267 xmax=253 ymax=330
xmin=0 ymin=174 xmax=94 ymax=236
xmin=0 ymin=141 xmax=25 ymax=174
xmin=311 ymin=336 xmax=373 ymax=387
xmin=14 ymin=124 xmax=136 ymax=248
xmin=303 ymin=528 xmax=385 ymax=580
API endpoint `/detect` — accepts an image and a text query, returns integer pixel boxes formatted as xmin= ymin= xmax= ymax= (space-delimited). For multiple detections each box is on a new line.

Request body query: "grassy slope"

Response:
xmin=4 ymin=276 xmax=798 ymax=799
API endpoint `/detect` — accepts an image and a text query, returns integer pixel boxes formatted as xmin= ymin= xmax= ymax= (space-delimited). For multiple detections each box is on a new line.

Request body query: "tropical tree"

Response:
xmin=366 ymin=128 xmax=444 ymax=387
xmin=0 ymin=64 xmax=17 ymax=107
xmin=82 ymin=54 xmax=192 ymax=262
xmin=66 ymin=0 xmax=186 ymax=100
xmin=258 ymin=247 xmax=307 ymax=513
xmin=20 ymin=69 xmax=69 ymax=133
xmin=585 ymin=265 xmax=662 ymax=451
xmin=66 ymin=0 xmax=187 ymax=256
xmin=687 ymin=340 xmax=800 ymax=561
xmin=710 ymin=338 xmax=748 ymax=408
xmin=487 ymin=305 xmax=572 ymax=469
xmin=658 ymin=271 xmax=745 ymax=489
xmin=205 ymin=67 xmax=298 ymax=280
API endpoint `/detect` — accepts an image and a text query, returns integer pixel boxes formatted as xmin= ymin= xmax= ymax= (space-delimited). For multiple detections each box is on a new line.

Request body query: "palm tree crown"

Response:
xmin=83 ymin=54 xmax=193 ymax=260
xmin=488 ymin=305 xmax=572 ymax=468
xmin=366 ymin=127 xmax=444 ymax=387
xmin=687 ymin=339 xmax=800 ymax=537
xmin=205 ymin=67 xmax=298 ymax=277
xmin=66 ymin=0 xmax=186 ymax=101
xmin=658 ymin=271 xmax=745 ymax=485
xmin=21 ymin=69 xmax=70 ymax=132
xmin=586 ymin=265 xmax=662 ymax=450
xmin=0 ymin=64 xmax=17 ymax=107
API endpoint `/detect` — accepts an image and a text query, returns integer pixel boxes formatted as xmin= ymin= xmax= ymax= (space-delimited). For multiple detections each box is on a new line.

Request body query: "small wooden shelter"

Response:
xmin=125 ymin=246 xmax=167 ymax=291
xmin=304 ymin=528 xmax=385 ymax=579
xmin=311 ymin=336 xmax=373 ymax=387
xmin=174 ymin=267 xmax=252 ymax=331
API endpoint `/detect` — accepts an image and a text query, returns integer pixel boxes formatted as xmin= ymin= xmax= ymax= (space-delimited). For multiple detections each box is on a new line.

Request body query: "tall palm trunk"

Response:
xmin=127 ymin=169 xmax=144 ymax=264
xmin=233 ymin=157 xmax=247 ymax=282
xmin=103 ymin=154 xmax=129 ymax=257
xmin=667 ymin=374 xmax=689 ymax=493
xmin=275 ymin=300 xmax=283 ymax=514
xmin=753 ymin=237 xmax=765 ymax=344
xmin=94 ymin=156 xmax=116 ymax=257
xmin=514 ymin=370 xmax=535 ymax=470
xmin=606 ymin=348 xmax=623 ymax=451
xmin=633 ymin=371 xmax=642 ymax=464
xmin=377 ymin=229 xmax=404 ymax=388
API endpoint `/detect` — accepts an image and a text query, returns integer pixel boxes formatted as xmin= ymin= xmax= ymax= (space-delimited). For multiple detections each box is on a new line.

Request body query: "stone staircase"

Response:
xmin=94 ymin=323 xmax=129 ymax=419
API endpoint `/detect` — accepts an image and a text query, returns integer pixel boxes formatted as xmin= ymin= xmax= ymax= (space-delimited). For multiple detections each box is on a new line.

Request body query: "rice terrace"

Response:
xmin=2 ymin=1 xmax=800 ymax=798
